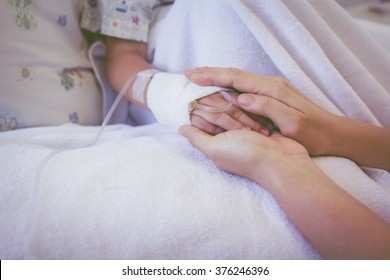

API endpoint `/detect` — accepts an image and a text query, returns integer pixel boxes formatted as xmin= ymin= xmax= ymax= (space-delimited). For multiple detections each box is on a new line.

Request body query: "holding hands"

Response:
xmin=186 ymin=67 xmax=337 ymax=155
xmin=185 ymin=67 xmax=390 ymax=172
xmin=106 ymin=34 xmax=390 ymax=259
xmin=189 ymin=91 xmax=270 ymax=136
xmin=181 ymin=67 xmax=390 ymax=260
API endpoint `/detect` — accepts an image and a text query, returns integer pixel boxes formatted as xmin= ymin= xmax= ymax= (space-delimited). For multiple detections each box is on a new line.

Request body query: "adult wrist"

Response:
xmin=252 ymin=155 xmax=315 ymax=193
xmin=324 ymin=115 xmax=355 ymax=157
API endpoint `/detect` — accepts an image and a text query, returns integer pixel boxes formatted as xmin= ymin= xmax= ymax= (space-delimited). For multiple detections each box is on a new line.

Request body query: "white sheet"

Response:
xmin=0 ymin=124 xmax=319 ymax=259
xmin=1 ymin=123 xmax=389 ymax=259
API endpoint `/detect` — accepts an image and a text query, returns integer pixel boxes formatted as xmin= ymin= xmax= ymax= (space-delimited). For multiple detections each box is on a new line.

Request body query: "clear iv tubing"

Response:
xmin=190 ymin=90 xmax=233 ymax=113
xmin=34 ymin=75 xmax=137 ymax=191
xmin=34 ymin=76 xmax=233 ymax=190
xmin=27 ymin=75 xmax=136 ymax=252
xmin=27 ymin=74 xmax=235 ymax=248
xmin=34 ymin=77 xmax=234 ymax=190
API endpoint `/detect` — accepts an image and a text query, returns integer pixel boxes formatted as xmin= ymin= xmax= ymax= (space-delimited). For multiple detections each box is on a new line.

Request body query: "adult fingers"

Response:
xmin=179 ymin=125 xmax=214 ymax=155
xmin=237 ymin=94 xmax=301 ymax=134
xmin=185 ymin=67 xmax=308 ymax=108
xmin=185 ymin=67 xmax=263 ymax=94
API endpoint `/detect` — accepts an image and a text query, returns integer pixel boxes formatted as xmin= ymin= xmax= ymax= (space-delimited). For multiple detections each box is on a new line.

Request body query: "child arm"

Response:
xmin=105 ymin=36 xmax=154 ymax=109
xmin=105 ymin=38 xmax=266 ymax=132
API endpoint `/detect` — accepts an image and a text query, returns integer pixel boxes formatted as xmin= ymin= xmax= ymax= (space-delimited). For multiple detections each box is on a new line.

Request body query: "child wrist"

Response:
xmin=131 ymin=69 xmax=160 ymax=107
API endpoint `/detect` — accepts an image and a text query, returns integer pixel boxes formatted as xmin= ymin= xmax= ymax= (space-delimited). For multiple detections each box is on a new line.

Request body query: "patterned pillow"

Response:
xmin=0 ymin=0 xmax=102 ymax=131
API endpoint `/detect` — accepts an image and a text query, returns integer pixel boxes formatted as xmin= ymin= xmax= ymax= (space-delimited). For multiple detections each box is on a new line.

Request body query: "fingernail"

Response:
xmin=260 ymin=127 xmax=270 ymax=136
xmin=238 ymin=94 xmax=254 ymax=106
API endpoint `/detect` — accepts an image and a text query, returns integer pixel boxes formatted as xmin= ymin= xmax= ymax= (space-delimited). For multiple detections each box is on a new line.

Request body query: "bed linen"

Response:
xmin=1 ymin=122 xmax=389 ymax=259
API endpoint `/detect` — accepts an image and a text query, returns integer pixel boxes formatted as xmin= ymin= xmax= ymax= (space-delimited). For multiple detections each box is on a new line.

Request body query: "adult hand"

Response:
xmin=185 ymin=67 xmax=337 ymax=156
xmin=179 ymin=124 xmax=390 ymax=260
xmin=179 ymin=125 xmax=309 ymax=185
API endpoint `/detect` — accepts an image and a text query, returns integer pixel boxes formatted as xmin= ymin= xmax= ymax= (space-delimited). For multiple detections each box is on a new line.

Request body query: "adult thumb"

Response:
xmin=237 ymin=94 xmax=290 ymax=130
xmin=179 ymin=125 xmax=213 ymax=155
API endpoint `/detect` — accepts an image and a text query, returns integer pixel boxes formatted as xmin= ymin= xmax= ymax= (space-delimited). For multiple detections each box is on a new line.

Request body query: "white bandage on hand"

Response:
xmin=131 ymin=69 xmax=160 ymax=105
xmin=145 ymin=72 xmax=223 ymax=127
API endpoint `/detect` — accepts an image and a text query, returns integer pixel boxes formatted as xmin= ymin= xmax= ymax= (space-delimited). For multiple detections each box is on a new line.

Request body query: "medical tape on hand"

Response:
xmin=146 ymin=72 xmax=225 ymax=127
xmin=132 ymin=69 xmax=160 ymax=105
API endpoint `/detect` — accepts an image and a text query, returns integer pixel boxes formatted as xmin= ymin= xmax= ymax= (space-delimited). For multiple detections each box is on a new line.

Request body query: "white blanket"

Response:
xmin=1 ymin=0 xmax=390 ymax=259
xmin=1 ymin=123 xmax=389 ymax=259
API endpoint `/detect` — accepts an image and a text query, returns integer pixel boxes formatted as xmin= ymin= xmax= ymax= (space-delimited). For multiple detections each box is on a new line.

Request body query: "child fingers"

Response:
xmin=224 ymin=105 xmax=268 ymax=134
xmin=190 ymin=107 xmax=269 ymax=135
xmin=190 ymin=114 xmax=225 ymax=135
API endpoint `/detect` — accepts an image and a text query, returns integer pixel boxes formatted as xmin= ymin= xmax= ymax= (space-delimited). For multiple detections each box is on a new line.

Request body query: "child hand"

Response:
xmin=190 ymin=92 xmax=272 ymax=135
